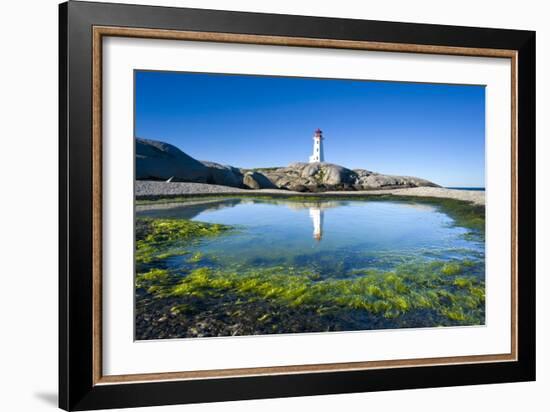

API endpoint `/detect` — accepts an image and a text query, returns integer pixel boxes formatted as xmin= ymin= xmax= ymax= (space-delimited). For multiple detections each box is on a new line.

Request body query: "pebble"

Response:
xmin=136 ymin=181 xmax=485 ymax=206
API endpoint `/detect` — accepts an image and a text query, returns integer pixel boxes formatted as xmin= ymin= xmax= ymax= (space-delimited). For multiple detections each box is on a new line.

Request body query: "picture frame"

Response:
xmin=59 ymin=1 xmax=536 ymax=410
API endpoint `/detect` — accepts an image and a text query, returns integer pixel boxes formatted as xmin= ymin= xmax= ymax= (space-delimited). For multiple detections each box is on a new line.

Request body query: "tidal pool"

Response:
xmin=135 ymin=196 xmax=485 ymax=340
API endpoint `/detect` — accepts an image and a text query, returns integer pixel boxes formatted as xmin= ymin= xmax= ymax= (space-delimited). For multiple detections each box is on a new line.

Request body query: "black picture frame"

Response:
xmin=59 ymin=1 xmax=536 ymax=410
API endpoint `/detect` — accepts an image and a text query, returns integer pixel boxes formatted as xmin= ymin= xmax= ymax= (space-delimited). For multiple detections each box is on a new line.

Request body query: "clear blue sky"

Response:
xmin=135 ymin=70 xmax=485 ymax=187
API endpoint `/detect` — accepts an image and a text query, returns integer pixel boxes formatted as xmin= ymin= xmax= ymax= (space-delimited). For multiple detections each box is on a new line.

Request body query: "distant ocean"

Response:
xmin=446 ymin=187 xmax=485 ymax=191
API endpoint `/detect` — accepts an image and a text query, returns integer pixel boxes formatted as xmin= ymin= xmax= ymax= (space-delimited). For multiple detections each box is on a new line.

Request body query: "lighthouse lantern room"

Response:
xmin=309 ymin=128 xmax=325 ymax=163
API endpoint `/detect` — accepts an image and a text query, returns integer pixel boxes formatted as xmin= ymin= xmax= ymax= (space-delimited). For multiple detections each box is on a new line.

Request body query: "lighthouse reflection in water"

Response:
xmin=309 ymin=207 xmax=324 ymax=241
xmin=136 ymin=197 xmax=484 ymax=265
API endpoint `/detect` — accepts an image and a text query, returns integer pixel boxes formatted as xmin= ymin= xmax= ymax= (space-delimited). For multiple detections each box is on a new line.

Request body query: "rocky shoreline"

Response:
xmin=136 ymin=181 xmax=485 ymax=206
xmin=135 ymin=138 xmax=484 ymax=206
xmin=136 ymin=138 xmax=440 ymax=192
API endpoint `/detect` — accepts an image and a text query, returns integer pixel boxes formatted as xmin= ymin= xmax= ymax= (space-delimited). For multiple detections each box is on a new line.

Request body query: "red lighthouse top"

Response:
xmin=315 ymin=128 xmax=323 ymax=135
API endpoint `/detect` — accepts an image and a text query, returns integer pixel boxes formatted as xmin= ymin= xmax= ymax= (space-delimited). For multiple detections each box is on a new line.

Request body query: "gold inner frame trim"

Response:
xmin=91 ymin=25 xmax=518 ymax=386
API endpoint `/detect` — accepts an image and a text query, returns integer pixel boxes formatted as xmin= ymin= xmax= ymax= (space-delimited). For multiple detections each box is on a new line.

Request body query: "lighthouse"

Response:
xmin=309 ymin=128 xmax=325 ymax=163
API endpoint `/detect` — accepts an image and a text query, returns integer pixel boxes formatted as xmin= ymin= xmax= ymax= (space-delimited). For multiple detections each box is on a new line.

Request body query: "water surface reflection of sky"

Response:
xmin=137 ymin=198 xmax=484 ymax=269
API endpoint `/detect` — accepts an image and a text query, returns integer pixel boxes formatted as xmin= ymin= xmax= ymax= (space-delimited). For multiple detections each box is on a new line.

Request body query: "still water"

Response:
xmin=137 ymin=198 xmax=484 ymax=274
xmin=135 ymin=197 xmax=485 ymax=339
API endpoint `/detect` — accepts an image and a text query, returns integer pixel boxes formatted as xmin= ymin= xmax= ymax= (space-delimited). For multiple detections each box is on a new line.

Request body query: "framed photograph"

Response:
xmin=59 ymin=1 xmax=536 ymax=410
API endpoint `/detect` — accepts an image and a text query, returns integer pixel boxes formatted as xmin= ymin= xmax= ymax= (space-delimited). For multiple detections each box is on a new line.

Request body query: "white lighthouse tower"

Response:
xmin=309 ymin=128 xmax=325 ymax=163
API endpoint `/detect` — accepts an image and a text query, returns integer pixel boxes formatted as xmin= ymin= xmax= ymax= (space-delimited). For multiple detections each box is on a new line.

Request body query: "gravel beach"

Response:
xmin=136 ymin=181 xmax=485 ymax=206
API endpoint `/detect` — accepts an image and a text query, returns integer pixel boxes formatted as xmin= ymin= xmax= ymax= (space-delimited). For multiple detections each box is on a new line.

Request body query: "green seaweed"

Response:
xmin=135 ymin=218 xmax=232 ymax=266
xmin=441 ymin=262 xmax=463 ymax=275
xmin=134 ymin=197 xmax=485 ymax=333
xmin=144 ymin=260 xmax=484 ymax=325
xmin=187 ymin=252 xmax=204 ymax=263
xmin=135 ymin=268 xmax=173 ymax=293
